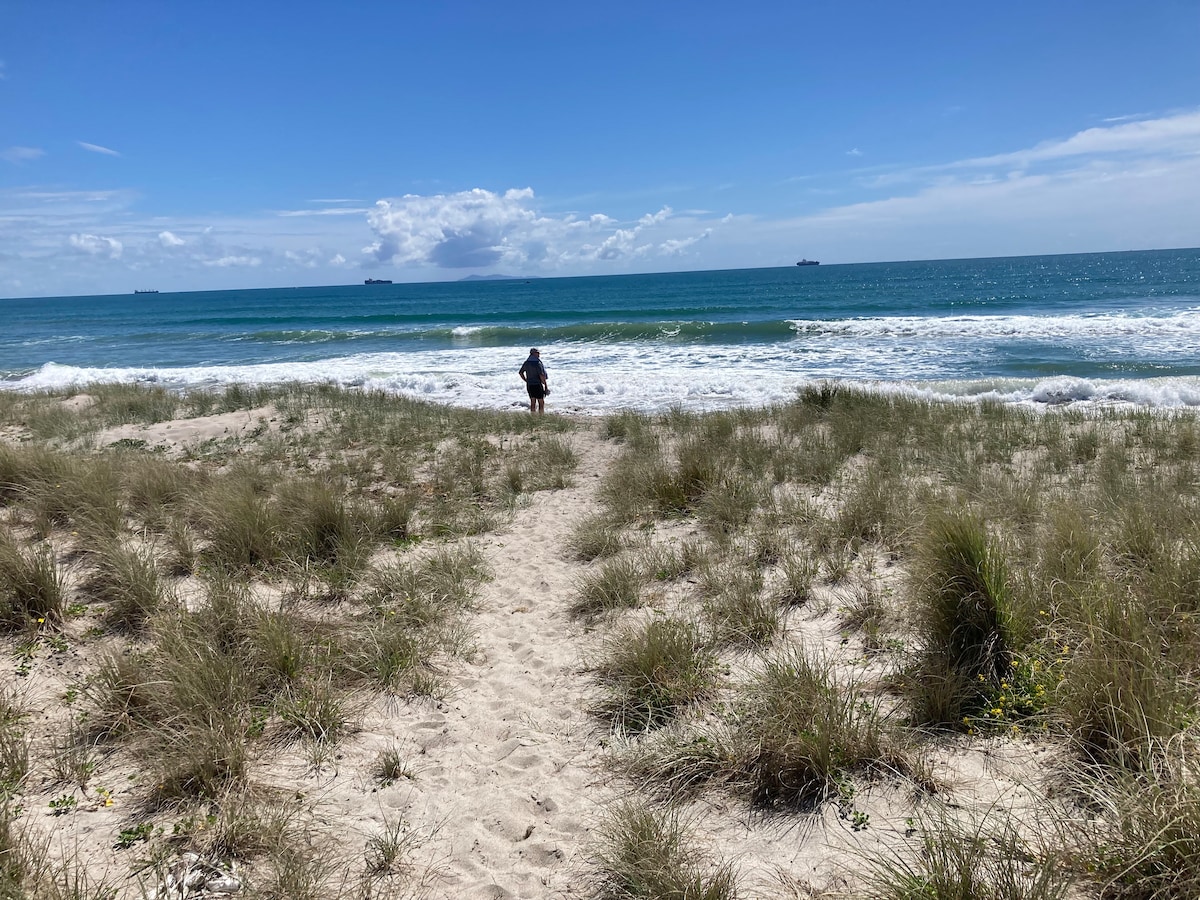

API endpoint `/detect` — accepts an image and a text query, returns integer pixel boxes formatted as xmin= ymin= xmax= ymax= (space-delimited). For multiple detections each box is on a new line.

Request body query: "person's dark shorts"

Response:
xmin=527 ymin=382 xmax=546 ymax=399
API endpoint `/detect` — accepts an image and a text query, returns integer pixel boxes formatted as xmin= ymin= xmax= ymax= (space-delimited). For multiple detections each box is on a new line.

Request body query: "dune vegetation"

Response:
xmin=1 ymin=382 xmax=1199 ymax=898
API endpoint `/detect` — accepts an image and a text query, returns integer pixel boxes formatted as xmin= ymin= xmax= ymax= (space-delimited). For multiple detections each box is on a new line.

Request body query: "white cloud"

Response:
xmin=364 ymin=188 xmax=541 ymax=268
xmin=205 ymin=255 xmax=262 ymax=268
xmin=769 ymin=148 xmax=1200 ymax=263
xmin=869 ymin=109 xmax=1200 ymax=189
xmin=69 ymin=233 xmax=123 ymax=258
xmin=639 ymin=207 xmax=672 ymax=227
xmin=278 ymin=206 xmax=370 ymax=217
xmin=3 ymin=146 xmax=44 ymax=164
xmin=7 ymin=107 xmax=1200 ymax=297
xmin=660 ymin=229 xmax=711 ymax=256
xmin=360 ymin=191 xmax=707 ymax=271
xmin=78 ymin=141 xmax=120 ymax=157
xmin=284 ymin=249 xmax=323 ymax=268
xmin=846 ymin=148 xmax=863 ymax=157
xmin=964 ymin=110 xmax=1200 ymax=169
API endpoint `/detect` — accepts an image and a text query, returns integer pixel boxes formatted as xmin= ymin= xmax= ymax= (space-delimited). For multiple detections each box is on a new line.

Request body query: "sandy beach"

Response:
xmin=2 ymin=386 xmax=1198 ymax=899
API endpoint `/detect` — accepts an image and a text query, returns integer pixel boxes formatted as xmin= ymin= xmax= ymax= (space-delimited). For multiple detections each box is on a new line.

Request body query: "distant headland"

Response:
xmin=458 ymin=274 xmax=536 ymax=282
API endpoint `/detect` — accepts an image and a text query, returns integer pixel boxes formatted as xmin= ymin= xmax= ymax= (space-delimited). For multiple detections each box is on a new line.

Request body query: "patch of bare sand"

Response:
xmin=94 ymin=405 xmax=288 ymax=454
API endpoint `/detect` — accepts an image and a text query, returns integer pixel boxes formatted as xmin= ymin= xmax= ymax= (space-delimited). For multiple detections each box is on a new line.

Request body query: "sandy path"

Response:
xmin=342 ymin=427 xmax=620 ymax=899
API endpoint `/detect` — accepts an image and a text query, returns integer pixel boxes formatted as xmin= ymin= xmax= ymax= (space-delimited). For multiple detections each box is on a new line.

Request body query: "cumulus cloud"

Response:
xmin=68 ymin=233 xmax=123 ymax=258
xmin=364 ymin=188 xmax=540 ymax=268
xmin=360 ymin=190 xmax=719 ymax=272
xmin=158 ymin=230 xmax=185 ymax=247
xmin=3 ymin=146 xmax=43 ymax=164
xmin=660 ymin=229 xmax=712 ymax=256
xmin=78 ymin=141 xmax=120 ymax=156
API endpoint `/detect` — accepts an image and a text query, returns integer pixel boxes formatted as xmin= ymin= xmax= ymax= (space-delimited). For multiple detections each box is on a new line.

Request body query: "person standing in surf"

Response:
xmin=518 ymin=348 xmax=549 ymax=414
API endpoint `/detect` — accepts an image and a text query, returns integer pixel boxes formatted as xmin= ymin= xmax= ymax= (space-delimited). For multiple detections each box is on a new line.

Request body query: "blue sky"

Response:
xmin=2 ymin=0 xmax=1198 ymax=297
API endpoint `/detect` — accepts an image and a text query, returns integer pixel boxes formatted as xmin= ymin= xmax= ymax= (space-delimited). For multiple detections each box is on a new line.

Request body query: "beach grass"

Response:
xmin=590 ymin=801 xmax=738 ymax=900
xmin=8 ymin=382 xmax=1200 ymax=894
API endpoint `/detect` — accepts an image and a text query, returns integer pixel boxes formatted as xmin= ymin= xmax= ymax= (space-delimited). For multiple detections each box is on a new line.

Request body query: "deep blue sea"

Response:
xmin=4 ymin=249 xmax=1200 ymax=413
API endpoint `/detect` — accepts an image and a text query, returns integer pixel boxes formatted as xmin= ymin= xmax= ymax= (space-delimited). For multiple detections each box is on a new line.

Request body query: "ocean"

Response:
xmin=4 ymin=249 xmax=1200 ymax=414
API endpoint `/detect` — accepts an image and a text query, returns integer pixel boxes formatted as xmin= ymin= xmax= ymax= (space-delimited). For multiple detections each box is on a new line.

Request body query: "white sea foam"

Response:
xmin=7 ymin=344 xmax=1200 ymax=414
xmin=786 ymin=308 xmax=1200 ymax=347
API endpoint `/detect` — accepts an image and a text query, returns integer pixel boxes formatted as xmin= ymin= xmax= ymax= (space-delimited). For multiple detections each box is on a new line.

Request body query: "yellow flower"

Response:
xmin=991 ymin=708 xmax=1004 ymax=717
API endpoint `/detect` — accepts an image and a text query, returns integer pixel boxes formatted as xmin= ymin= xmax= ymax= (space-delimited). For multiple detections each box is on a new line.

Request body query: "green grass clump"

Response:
xmin=0 ymin=530 xmax=66 ymax=629
xmin=0 ymin=689 xmax=29 ymax=798
xmin=595 ymin=618 xmax=717 ymax=733
xmin=1055 ymin=589 xmax=1193 ymax=770
xmin=86 ymin=539 xmax=175 ymax=632
xmin=573 ymin=555 xmax=646 ymax=618
xmin=865 ymin=811 xmax=1071 ymax=900
xmin=731 ymin=648 xmax=896 ymax=807
xmin=568 ymin=514 xmax=628 ymax=562
xmin=1074 ymin=761 xmax=1200 ymax=900
xmin=907 ymin=512 xmax=1020 ymax=728
xmin=590 ymin=802 xmax=738 ymax=900
xmin=699 ymin=563 xmax=778 ymax=648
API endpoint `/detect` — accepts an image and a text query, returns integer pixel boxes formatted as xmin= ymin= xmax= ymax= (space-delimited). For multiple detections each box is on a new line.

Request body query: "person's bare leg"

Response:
xmin=529 ymin=397 xmax=536 ymax=413
xmin=537 ymin=398 xmax=545 ymax=414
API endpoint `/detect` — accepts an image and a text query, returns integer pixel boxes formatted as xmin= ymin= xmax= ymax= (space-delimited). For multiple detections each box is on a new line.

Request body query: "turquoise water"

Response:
xmin=4 ymin=249 xmax=1200 ymax=413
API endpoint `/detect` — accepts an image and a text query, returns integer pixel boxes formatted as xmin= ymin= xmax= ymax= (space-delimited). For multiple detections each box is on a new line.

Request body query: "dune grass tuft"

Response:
xmin=590 ymin=802 xmax=739 ymax=900
xmin=595 ymin=618 xmax=718 ymax=733
xmin=907 ymin=512 xmax=1019 ymax=728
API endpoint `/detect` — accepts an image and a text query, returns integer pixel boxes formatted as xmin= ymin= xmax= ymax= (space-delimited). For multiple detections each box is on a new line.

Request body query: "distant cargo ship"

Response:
xmin=795 ymin=259 xmax=819 ymax=266
xmin=364 ymin=278 xmax=392 ymax=285
xmin=134 ymin=289 xmax=159 ymax=294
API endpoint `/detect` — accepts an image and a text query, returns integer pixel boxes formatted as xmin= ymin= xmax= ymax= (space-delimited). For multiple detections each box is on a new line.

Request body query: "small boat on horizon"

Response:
xmin=134 ymin=289 xmax=159 ymax=294
xmin=364 ymin=278 xmax=392 ymax=285
xmin=796 ymin=259 xmax=819 ymax=266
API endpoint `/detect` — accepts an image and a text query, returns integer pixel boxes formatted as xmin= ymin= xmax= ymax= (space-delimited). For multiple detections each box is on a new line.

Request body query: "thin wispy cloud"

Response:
xmin=862 ymin=109 xmax=1200 ymax=189
xmin=2 ymin=146 xmax=43 ymax=164
xmin=78 ymin=141 xmax=121 ymax=156
xmin=278 ymin=207 xmax=370 ymax=217
xmin=846 ymin=148 xmax=863 ymax=157
xmin=962 ymin=109 xmax=1200 ymax=169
